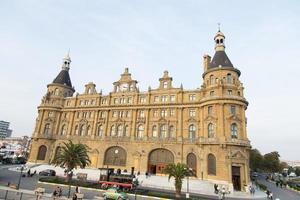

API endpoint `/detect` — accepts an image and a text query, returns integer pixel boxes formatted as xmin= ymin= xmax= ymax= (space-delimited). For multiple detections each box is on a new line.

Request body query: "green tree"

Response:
xmin=295 ymin=167 xmax=300 ymax=176
xmin=51 ymin=140 xmax=91 ymax=197
xmin=249 ymin=149 xmax=264 ymax=171
xmin=164 ymin=163 xmax=189 ymax=199
xmin=263 ymin=151 xmax=281 ymax=173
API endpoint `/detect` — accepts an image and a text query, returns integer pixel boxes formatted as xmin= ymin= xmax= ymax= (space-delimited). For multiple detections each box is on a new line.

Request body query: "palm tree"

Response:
xmin=51 ymin=140 xmax=91 ymax=197
xmin=164 ymin=163 xmax=189 ymax=199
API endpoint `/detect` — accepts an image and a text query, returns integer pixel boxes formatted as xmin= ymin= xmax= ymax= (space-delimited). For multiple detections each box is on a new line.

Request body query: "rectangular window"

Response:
xmin=113 ymin=111 xmax=118 ymax=117
xmin=48 ymin=111 xmax=54 ymax=117
xmin=139 ymin=110 xmax=145 ymax=118
xmin=161 ymin=109 xmax=167 ymax=117
xmin=85 ymin=100 xmax=89 ymax=105
xmin=189 ymin=94 xmax=196 ymax=101
xmin=114 ymin=98 xmax=119 ymax=104
xmin=230 ymin=106 xmax=236 ymax=115
xmin=140 ymin=96 xmax=146 ymax=103
xmin=91 ymin=100 xmax=95 ymax=105
xmin=228 ymin=90 xmax=232 ymax=95
xmin=170 ymin=109 xmax=175 ymax=117
xmin=154 ymin=96 xmax=159 ymax=103
xmin=170 ymin=95 xmax=176 ymax=102
xmin=128 ymin=97 xmax=132 ymax=104
xmin=101 ymin=98 xmax=107 ymax=105
xmin=161 ymin=95 xmax=167 ymax=102
xmin=189 ymin=109 xmax=196 ymax=117
xmin=120 ymin=98 xmax=126 ymax=104
xmin=208 ymin=106 xmax=213 ymax=114
xmin=210 ymin=91 xmax=215 ymax=96
xmin=153 ymin=110 xmax=158 ymax=117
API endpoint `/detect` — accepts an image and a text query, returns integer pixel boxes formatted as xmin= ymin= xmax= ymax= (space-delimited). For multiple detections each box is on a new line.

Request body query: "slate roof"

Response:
xmin=208 ymin=51 xmax=233 ymax=69
xmin=52 ymin=70 xmax=72 ymax=87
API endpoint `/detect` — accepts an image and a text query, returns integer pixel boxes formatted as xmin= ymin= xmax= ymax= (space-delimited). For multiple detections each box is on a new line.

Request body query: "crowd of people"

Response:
xmin=213 ymin=184 xmax=230 ymax=200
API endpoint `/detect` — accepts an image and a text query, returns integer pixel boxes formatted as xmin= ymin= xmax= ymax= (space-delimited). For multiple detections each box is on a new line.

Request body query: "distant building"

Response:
xmin=0 ymin=120 xmax=13 ymax=138
xmin=0 ymin=136 xmax=31 ymax=158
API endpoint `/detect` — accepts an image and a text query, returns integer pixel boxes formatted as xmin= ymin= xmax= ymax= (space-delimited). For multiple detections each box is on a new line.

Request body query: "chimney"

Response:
xmin=203 ymin=54 xmax=211 ymax=72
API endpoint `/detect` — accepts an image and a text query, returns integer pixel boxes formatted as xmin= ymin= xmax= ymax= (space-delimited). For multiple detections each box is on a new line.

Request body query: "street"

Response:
xmin=257 ymin=175 xmax=300 ymax=200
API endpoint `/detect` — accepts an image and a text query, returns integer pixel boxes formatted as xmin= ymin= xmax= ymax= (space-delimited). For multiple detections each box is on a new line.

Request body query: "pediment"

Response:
xmin=44 ymin=117 xmax=55 ymax=123
xmin=227 ymin=115 xmax=242 ymax=122
xmin=186 ymin=117 xmax=199 ymax=123
xmin=79 ymin=119 xmax=88 ymax=124
xmin=158 ymin=118 xmax=168 ymax=123
xmin=231 ymin=150 xmax=246 ymax=159
xmin=204 ymin=115 xmax=217 ymax=122
xmin=114 ymin=118 xmax=125 ymax=123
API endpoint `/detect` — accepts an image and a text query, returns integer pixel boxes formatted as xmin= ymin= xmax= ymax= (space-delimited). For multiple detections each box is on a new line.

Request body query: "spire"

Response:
xmin=52 ymin=54 xmax=73 ymax=88
xmin=208 ymin=28 xmax=233 ymax=69
xmin=62 ymin=52 xmax=71 ymax=71
xmin=214 ymin=25 xmax=225 ymax=51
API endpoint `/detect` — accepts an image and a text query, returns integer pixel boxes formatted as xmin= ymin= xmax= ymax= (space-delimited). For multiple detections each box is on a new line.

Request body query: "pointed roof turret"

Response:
xmin=52 ymin=53 xmax=73 ymax=88
xmin=208 ymin=29 xmax=234 ymax=69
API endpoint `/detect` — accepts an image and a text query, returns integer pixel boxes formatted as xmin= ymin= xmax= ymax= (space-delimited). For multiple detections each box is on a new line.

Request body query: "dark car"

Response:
xmin=39 ymin=169 xmax=56 ymax=176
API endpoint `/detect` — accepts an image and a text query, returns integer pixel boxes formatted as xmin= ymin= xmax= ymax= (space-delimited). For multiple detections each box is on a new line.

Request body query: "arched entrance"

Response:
xmin=37 ymin=145 xmax=47 ymax=160
xmin=103 ymin=146 xmax=126 ymax=166
xmin=148 ymin=148 xmax=174 ymax=174
xmin=90 ymin=149 xmax=99 ymax=168
xmin=187 ymin=153 xmax=197 ymax=176
xmin=53 ymin=146 xmax=62 ymax=160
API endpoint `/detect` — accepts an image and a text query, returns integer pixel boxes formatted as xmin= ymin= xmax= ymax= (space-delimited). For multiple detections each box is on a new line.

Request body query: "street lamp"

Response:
xmin=186 ymin=167 xmax=193 ymax=199
xmin=17 ymin=165 xmax=24 ymax=190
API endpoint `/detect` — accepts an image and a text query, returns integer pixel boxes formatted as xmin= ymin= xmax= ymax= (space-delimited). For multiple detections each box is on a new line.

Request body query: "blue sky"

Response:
xmin=0 ymin=0 xmax=299 ymax=160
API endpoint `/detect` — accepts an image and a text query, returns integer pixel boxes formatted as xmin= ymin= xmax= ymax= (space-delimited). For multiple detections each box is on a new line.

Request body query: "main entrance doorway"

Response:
xmin=232 ymin=166 xmax=241 ymax=191
xmin=148 ymin=148 xmax=174 ymax=174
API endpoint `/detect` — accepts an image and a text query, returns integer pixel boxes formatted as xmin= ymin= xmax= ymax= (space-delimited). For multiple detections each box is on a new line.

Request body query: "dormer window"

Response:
xmin=163 ymin=81 xmax=168 ymax=89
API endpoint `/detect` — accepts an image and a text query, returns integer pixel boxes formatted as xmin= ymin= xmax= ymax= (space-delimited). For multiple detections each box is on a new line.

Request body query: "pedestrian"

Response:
xmin=58 ymin=187 xmax=62 ymax=197
xmin=27 ymin=169 xmax=31 ymax=177
xmin=266 ymin=189 xmax=270 ymax=198
xmin=221 ymin=186 xmax=226 ymax=200
xmin=72 ymin=193 xmax=78 ymax=200
xmin=218 ymin=191 xmax=222 ymax=200
xmin=269 ymin=192 xmax=273 ymax=200
xmin=75 ymin=186 xmax=79 ymax=193
xmin=214 ymin=184 xmax=219 ymax=194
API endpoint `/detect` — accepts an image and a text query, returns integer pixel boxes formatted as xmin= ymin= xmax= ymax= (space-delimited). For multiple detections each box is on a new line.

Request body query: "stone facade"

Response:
xmin=28 ymin=30 xmax=251 ymax=191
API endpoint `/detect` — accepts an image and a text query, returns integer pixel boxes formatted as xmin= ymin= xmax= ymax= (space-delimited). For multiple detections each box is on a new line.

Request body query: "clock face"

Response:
xmin=120 ymin=83 xmax=128 ymax=91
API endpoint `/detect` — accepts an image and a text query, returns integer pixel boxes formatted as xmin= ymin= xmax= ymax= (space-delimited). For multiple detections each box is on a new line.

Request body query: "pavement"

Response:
xmin=257 ymin=176 xmax=300 ymax=200
xmin=0 ymin=164 xmax=269 ymax=200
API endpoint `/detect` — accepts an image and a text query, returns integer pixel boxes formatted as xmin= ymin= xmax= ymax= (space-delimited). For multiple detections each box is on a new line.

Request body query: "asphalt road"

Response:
xmin=257 ymin=176 xmax=300 ymax=200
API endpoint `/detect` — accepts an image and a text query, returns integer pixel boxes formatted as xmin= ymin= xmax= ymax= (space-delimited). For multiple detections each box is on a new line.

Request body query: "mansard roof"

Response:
xmin=52 ymin=70 xmax=72 ymax=88
xmin=208 ymin=51 xmax=233 ymax=69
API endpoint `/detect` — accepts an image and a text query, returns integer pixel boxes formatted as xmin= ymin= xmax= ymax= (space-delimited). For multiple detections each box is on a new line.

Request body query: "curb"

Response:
xmin=38 ymin=181 xmax=171 ymax=200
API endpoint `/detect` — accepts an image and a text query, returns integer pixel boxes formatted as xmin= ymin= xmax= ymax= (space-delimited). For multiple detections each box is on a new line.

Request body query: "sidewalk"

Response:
xmin=22 ymin=164 xmax=267 ymax=199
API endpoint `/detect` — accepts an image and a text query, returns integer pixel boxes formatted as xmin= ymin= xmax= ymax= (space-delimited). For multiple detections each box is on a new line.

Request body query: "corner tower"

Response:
xmin=29 ymin=54 xmax=75 ymax=163
xmin=201 ymin=30 xmax=250 ymax=191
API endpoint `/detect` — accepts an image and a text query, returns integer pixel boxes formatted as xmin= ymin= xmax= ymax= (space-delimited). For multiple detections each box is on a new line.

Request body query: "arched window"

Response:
xmin=210 ymin=75 xmax=215 ymax=85
xmin=97 ymin=125 xmax=103 ymax=136
xmin=208 ymin=123 xmax=214 ymax=138
xmin=227 ymin=74 xmax=232 ymax=83
xmin=208 ymin=154 xmax=216 ymax=175
xmin=44 ymin=123 xmax=51 ymax=135
xmin=79 ymin=124 xmax=86 ymax=136
xmin=37 ymin=145 xmax=47 ymax=160
xmin=137 ymin=125 xmax=144 ymax=138
xmin=117 ymin=125 xmax=123 ymax=137
xmin=75 ymin=125 xmax=79 ymax=135
xmin=87 ymin=125 xmax=91 ymax=136
xmin=169 ymin=126 xmax=175 ymax=138
xmin=160 ymin=125 xmax=167 ymax=138
xmin=104 ymin=146 xmax=127 ymax=166
xmin=124 ymin=125 xmax=129 ymax=137
xmin=54 ymin=88 xmax=59 ymax=95
xmin=152 ymin=125 xmax=158 ymax=137
xmin=189 ymin=124 xmax=196 ymax=139
xmin=187 ymin=153 xmax=197 ymax=175
xmin=231 ymin=123 xmax=238 ymax=139
xmin=110 ymin=125 xmax=116 ymax=136
xmin=60 ymin=125 xmax=66 ymax=135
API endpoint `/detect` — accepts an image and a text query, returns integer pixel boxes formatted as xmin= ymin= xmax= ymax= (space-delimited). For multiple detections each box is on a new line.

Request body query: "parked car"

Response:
xmin=39 ymin=169 xmax=56 ymax=176
xmin=103 ymin=188 xmax=128 ymax=200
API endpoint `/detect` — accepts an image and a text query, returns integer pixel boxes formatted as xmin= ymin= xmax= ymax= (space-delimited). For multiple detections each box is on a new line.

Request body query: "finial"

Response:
xmin=217 ymin=23 xmax=221 ymax=32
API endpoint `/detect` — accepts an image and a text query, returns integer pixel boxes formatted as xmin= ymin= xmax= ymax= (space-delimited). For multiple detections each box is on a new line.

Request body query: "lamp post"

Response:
xmin=186 ymin=168 xmax=193 ymax=199
xmin=17 ymin=166 xmax=24 ymax=190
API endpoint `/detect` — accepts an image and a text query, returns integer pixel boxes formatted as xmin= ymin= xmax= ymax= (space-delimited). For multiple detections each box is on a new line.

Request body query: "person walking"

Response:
xmin=221 ymin=186 xmax=226 ymax=200
xmin=214 ymin=184 xmax=219 ymax=194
